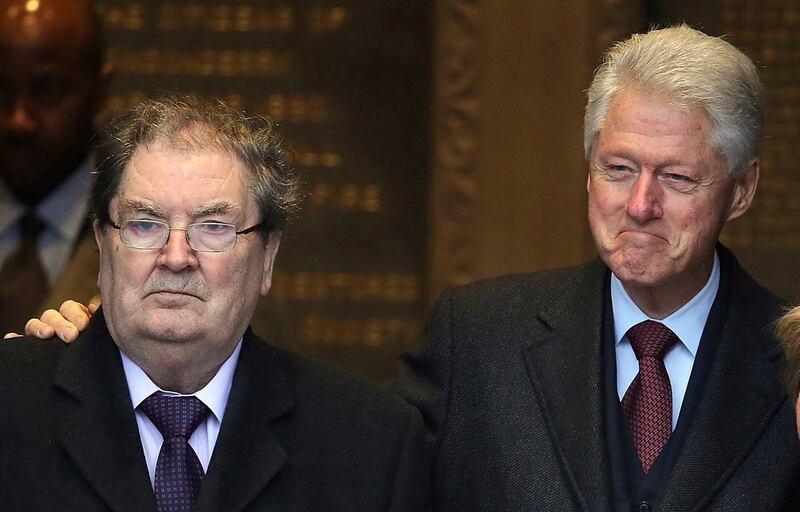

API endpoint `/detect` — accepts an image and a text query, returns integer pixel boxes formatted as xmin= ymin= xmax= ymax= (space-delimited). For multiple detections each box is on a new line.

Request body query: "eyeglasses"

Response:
xmin=109 ymin=219 xmax=264 ymax=252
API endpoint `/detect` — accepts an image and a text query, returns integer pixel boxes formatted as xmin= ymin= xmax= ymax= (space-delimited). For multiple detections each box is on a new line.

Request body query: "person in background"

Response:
xmin=0 ymin=95 xmax=429 ymax=511
xmin=0 ymin=0 xmax=112 ymax=333
xmin=777 ymin=305 xmax=800 ymax=437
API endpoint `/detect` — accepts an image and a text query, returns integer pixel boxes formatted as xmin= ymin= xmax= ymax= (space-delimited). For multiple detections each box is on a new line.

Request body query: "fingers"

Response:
xmin=24 ymin=313 xmax=58 ymax=340
xmin=60 ymin=300 xmax=92 ymax=331
xmin=18 ymin=299 xmax=95 ymax=343
xmin=87 ymin=295 xmax=101 ymax=314
xmin=24 ymin=307 xmax=81 ymax=343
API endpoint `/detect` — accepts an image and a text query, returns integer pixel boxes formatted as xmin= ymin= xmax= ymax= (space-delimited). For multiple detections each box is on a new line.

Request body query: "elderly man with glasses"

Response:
xmin=0 ymin=95 xmax=429 ymax=512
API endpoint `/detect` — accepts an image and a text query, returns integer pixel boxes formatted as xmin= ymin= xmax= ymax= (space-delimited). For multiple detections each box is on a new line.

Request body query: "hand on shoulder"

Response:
xmin=2 ymin=297 xmax=99 ymax=343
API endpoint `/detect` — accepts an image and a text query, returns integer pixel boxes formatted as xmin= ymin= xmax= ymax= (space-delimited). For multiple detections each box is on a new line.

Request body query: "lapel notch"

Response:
xmin=521 ymin=261 xmax=612 ymax=512
xmin=195 ymin=332 xmax=293 ymax=512
xmin=55 ymin=312 xmax=157 ymax=512
xmin=659 ymin=248 xmax=794 ymax=511
xmin=659 ymin=319 xmax=789 ymax=510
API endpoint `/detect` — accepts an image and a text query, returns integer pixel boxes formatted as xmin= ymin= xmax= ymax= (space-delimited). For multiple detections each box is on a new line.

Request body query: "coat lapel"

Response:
xmin=521 ymin=260 xmax=612 ymax=512
xmin=659 ymin=265 xmax=788 ymax=511
xmin=54 ymin=311 xmax=157 ymax=512
xmin=195 ymin=331 xmax=293 ymax=512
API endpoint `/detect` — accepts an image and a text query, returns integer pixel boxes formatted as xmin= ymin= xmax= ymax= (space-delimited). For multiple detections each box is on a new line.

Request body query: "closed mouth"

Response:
xmin=148 ymin=290 xmax=202 ymax=300
xmin=619 ymin=229 xmax=667 ymax=242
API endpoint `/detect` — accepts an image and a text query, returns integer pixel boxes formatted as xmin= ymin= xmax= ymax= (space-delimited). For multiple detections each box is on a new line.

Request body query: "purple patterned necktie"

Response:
xmin=139 ymin=394 xmax=211 ymax=511
xmin=621 ymin=320 xmax=679 ymax=473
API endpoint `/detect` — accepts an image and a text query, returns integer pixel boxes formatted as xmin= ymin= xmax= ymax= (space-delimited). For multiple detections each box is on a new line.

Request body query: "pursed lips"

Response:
xmin=617 ymin=229 xmax=669 ymax=243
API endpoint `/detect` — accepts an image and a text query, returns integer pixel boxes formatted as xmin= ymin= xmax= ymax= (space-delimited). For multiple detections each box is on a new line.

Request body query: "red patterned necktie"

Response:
xmin=621 ymin=320 xmax=679 ymax=473
xmin=139 ymin=394 xmax=211 ymax=512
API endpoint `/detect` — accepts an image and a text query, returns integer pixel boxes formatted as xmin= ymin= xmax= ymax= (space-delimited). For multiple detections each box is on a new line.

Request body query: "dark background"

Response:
xmin=93 ymin=0 xmax=800 ymax=380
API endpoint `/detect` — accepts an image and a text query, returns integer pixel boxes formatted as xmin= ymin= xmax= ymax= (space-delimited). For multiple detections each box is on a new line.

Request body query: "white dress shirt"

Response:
xmin=612 ymin=251 xmax=720 ymax=430
xmin=120 ymin=341 xmax=241 ymax=485
xmin=0 ymin=159 xmax=93 ymax=284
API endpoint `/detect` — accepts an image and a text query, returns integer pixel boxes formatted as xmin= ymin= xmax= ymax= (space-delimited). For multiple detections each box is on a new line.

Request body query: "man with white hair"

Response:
xmin=401 ymin=25 xmax=800 ymax=511
xmin=15 ymin=24 xmax=800 ymax=512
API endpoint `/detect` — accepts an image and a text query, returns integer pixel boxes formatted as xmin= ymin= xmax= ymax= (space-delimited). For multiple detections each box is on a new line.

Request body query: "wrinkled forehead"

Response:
xmin=139 ymin=124 xmax=231 ymax=152
xmin=129 ymin=128 xmax=251 ymax=174
xmin=610 ymin=81 xmax=702 ymax=120
xmin=113 ymin=140 xmax=256 ymax=219
xmin=598 ymin=86 xmax=717 ymax=149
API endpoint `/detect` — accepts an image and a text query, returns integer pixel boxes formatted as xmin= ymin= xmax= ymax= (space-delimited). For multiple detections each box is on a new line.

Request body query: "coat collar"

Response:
xmin=194 ymin=329 xmax=293 ymax=512
xmin=54 ymin=315 xmax=294 ymax=512
xmin=659 ymin=247 xmax=790 ymax=510
xmin=522 ymin=249 xmax=791 ymax=512
xmin=54 ymin=310 xmax=158 ymax=512
xmin=521 ymin=259 xmax=613 ymax=512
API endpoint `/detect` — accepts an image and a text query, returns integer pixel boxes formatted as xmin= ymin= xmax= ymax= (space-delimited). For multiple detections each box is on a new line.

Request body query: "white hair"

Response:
xmin=584 ymin=25 xmax=763 ymax=179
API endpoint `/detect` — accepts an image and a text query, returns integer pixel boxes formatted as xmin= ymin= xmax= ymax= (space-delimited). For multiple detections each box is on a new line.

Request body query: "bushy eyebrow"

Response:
xmin=117 ymin=199 xmax=240 ymax=219
xmin=120 ymin=199 xmax=164 ymax=218
xmin=192 ymin=202 xmax=238 ymax=217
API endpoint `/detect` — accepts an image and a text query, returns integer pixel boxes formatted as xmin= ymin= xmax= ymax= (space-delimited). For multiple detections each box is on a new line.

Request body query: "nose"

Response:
xmin=626 ymin=172 xmax=663 ymax=223
xmin=4 ymin=98 xmax=37 ymax=135
xmin=157 ymin=228 xmax=199 ymax=272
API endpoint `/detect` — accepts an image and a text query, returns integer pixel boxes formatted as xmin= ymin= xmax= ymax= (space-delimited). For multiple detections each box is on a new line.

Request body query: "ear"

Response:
xmin=726 ymin=158 xmax=759 ymax=222
xmin=586 ymin=139 xmax=601 ymax=193
xmin=92 ymin=220 xmax=105 ymax=289
xmin=260 ymin=231 xmax=282 ymax=295
xmin=92 ymin=220 xmax=104 ymax=254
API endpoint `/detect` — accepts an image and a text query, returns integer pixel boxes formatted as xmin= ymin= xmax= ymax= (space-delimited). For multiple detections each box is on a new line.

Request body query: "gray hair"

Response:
xmin=778 ymin=305 xmax=800 ymax=398
xmin=584 ymin=24 xmax=763 ymax=180
xmin=92 ymin=94 xmax=301 ymax=235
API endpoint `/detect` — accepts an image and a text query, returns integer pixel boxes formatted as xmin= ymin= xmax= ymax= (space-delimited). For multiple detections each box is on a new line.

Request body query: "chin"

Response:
xmin=614 ymin=265 xmax=669 ymax=287
xmin=142 ymin=324 xmax=202 ymax=344
xmin=605 ymin=250 xmax=671 ymax=287
xmin=141 ymin=311 xmax=203 ymax=343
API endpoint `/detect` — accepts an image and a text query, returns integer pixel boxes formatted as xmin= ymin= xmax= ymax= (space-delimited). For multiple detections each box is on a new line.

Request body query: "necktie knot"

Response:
xmin=139 ymin=394 xmax=210 ymax=439
xmin=622 ymin=320 xmax=678 ymax=473
xmin=627 ymin=320 xmax=678 ymax=359
xmin=18 ymin=213 xmax=45 ymax=242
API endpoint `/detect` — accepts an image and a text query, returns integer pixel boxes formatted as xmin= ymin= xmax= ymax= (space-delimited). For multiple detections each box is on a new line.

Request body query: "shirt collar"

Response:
xmin=611 ymin=251 xmax=720 ymax=357
xmin=120 ymin=339 xmax=242 ymax=423
xmin=37 ymin=158 xmax=94 ymax=242
xmin=0 ymin=158 xmax=93 ymax=241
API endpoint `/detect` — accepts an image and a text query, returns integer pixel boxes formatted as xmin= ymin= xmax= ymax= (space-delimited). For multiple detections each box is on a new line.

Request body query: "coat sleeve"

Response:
xmin=396 ymin=289 xmax=457 ymax=454
xmin=387 ymin=405 xmax=433 ymax=512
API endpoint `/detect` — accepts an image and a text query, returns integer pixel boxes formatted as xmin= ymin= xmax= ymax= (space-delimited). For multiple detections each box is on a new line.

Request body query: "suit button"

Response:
xmin=638 ymin=502 xmax=652 ymax=512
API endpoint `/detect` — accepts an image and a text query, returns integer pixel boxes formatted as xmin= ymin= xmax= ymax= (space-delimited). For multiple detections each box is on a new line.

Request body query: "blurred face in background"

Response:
xmin=0 ymin=0 xmax=110 ymax=205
